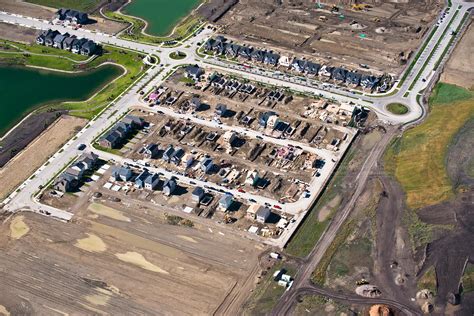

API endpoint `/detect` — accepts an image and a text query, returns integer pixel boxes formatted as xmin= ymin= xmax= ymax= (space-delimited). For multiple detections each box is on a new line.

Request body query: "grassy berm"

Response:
xmin=384 ymin=83 xmax=474 ymax=209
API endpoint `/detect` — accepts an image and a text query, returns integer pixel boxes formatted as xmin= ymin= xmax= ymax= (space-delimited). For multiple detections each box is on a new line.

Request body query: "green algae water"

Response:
xmin=122 ymin=0 xmax=200 ymax=36
xmin=0 ymin=65 xmax=121 ymax=137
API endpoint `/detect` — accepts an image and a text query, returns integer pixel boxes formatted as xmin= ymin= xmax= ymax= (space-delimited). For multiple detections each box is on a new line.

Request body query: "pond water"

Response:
xmin=0 ymin=65 xmax=121 ymax=137
xmin=122 ymin=0 xmax=200 ymax=36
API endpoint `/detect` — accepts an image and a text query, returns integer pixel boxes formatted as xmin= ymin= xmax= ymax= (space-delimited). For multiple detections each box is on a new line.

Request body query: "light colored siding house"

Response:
xmin=110 ymin=166 xmax=133 ymax=182
xmin=219 ymin=194 xmax=233 ymax=211
xmin=256 ymin=207 xmax=271 ymax=223
xmin=144 ymin=173 xmax=160 ymax=190
xmin=192 ymin=187 xmax=205 ymax=202
xmin=134 ymin=170 xmax=150 ymax=188
xmin=163 ymin=178 xmax=177 ymax=196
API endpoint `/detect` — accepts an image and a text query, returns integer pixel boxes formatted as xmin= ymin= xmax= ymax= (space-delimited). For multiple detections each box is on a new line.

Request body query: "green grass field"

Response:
xmin=385 ymin=83 xmax=474 ymax=209
xmin=387 ymin=103 xmax=409 ymax=115
xmin=285 ymin=148 xmax=356 ymax=258
xmin=429 ymin=82 xmax=473 ymax=105
xmin=24 ymin=0 xmax=101 ymax=12
xmin=59 ymin=47 xmax=146 ymax=119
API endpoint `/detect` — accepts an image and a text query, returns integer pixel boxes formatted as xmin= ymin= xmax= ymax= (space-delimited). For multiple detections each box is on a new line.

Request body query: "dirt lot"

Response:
xmin=0 ymin=115 xmax=86 ymax=201
xmin=0 ymin=22 xmax=38 ymax=43
xmin=441 ymin=21 xmax=474 ymax=90
xmin=216 ymin=0 xmax=442 ymax=76
xmin=0 ymin=0 xmax=126 ymax=35
xmin=0 ymin=197 xmax=264 ymax=315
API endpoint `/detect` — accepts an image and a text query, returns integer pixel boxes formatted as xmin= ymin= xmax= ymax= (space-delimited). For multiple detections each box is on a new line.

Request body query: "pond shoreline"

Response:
xmin=0 ymin=64 xmax=121 ymax=167
xmin=120 ymin=0 xmax=202 ymax=37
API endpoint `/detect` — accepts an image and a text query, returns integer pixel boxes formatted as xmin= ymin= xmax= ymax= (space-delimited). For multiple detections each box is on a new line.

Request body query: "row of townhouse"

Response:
xmin=36 ymin=29 xmax=98 ymax=56
xmin=110 ymin=165 xmax=178 ymax=196
xmin=98 ymin=115 xmax=145 ymax=149
xmin=204 ymin=36 xmax=391 ymax=92
xmin=53 ymin=152 xmax=99 ymax=192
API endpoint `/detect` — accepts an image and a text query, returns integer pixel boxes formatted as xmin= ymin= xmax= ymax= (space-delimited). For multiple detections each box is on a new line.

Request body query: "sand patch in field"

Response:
xmin=177 ymin=235 xmax=197 ymax=243
xmin=85 ymin=293 xmax=110 ymax=306
xmin=89 ymin=221 xmax=184 ymax=259
xmin=9 ymin=215 xmax=29 ymax=240
xmin=0 ymin=304 xmax=10 ymax=316
xmin=88 ymin=203 xmax=130 ymax=222
xmin=318 ymin=195 xmax=342 ymax=222
xmin=115 ymin=251 xmax=169 ymax=274
xmin=74 ymin=233 xmax=107 ymax=253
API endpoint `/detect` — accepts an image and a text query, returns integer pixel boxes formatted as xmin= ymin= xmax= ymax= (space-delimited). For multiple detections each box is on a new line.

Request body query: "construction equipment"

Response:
xmin=352 ymin=4 xmax=370 ymax=11
xmin=224 ymin=214 xmax=234 ymax=224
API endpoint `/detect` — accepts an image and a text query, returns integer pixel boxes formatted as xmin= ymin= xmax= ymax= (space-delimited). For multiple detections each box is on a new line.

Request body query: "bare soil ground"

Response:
xmin=0 ymin=22 xmax=37 ymax=43
xmin=0 ymin=0 xmax=126 ymax=35
xmin=216 ymin=0 xmax=442 ymax=75
xmin=441 ymin=21 xmax=474 ymax=90
xmin=0 ymin=115 xmax=86 ymax=201
xmin=0 ymin=196 xmax=263 ymax=315
xmin=0 ymin=0 xmax=56 ymax=20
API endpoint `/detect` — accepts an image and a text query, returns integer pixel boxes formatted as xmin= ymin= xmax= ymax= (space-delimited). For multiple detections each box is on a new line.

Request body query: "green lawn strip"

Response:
xmin=285 ymin=146 xmax=357 ymax=258
xmin=387 ymin=103 xmax=409 ymax=115
xmin=428 ymin=82 xmax=473 ymax=105
xmin=408 ymin=9 xmax=460 ymax=91
xmin=92 ymin=143 xmax=121 ymax=155
xmin=397 ymin=26 xmax=439 ymax=88
xmin=58 ymin=47 xmax=147 ymax=119
xmin=434 ymin=12 xmax=470 ymax=70
xmin=38 ymin=155 xmax=77 ymax=195
xmin=24 ymin=0 xmax=101 ymax=12
xmin=312 ymin=219 xmax=356 ymax=285
xmin=2 ymin=40 xmax=89 ymax=62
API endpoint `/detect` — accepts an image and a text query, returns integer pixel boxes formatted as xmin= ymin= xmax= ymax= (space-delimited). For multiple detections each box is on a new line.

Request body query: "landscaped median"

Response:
xmin=0 ymin=40 xmax=149 ymax=120
xmin=386 ymin=103 xmax=409 ymax=115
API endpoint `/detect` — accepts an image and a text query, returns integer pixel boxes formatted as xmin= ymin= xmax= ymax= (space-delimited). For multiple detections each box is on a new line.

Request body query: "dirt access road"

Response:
xmin=270 ymin=126 xmax=398 ymax=315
